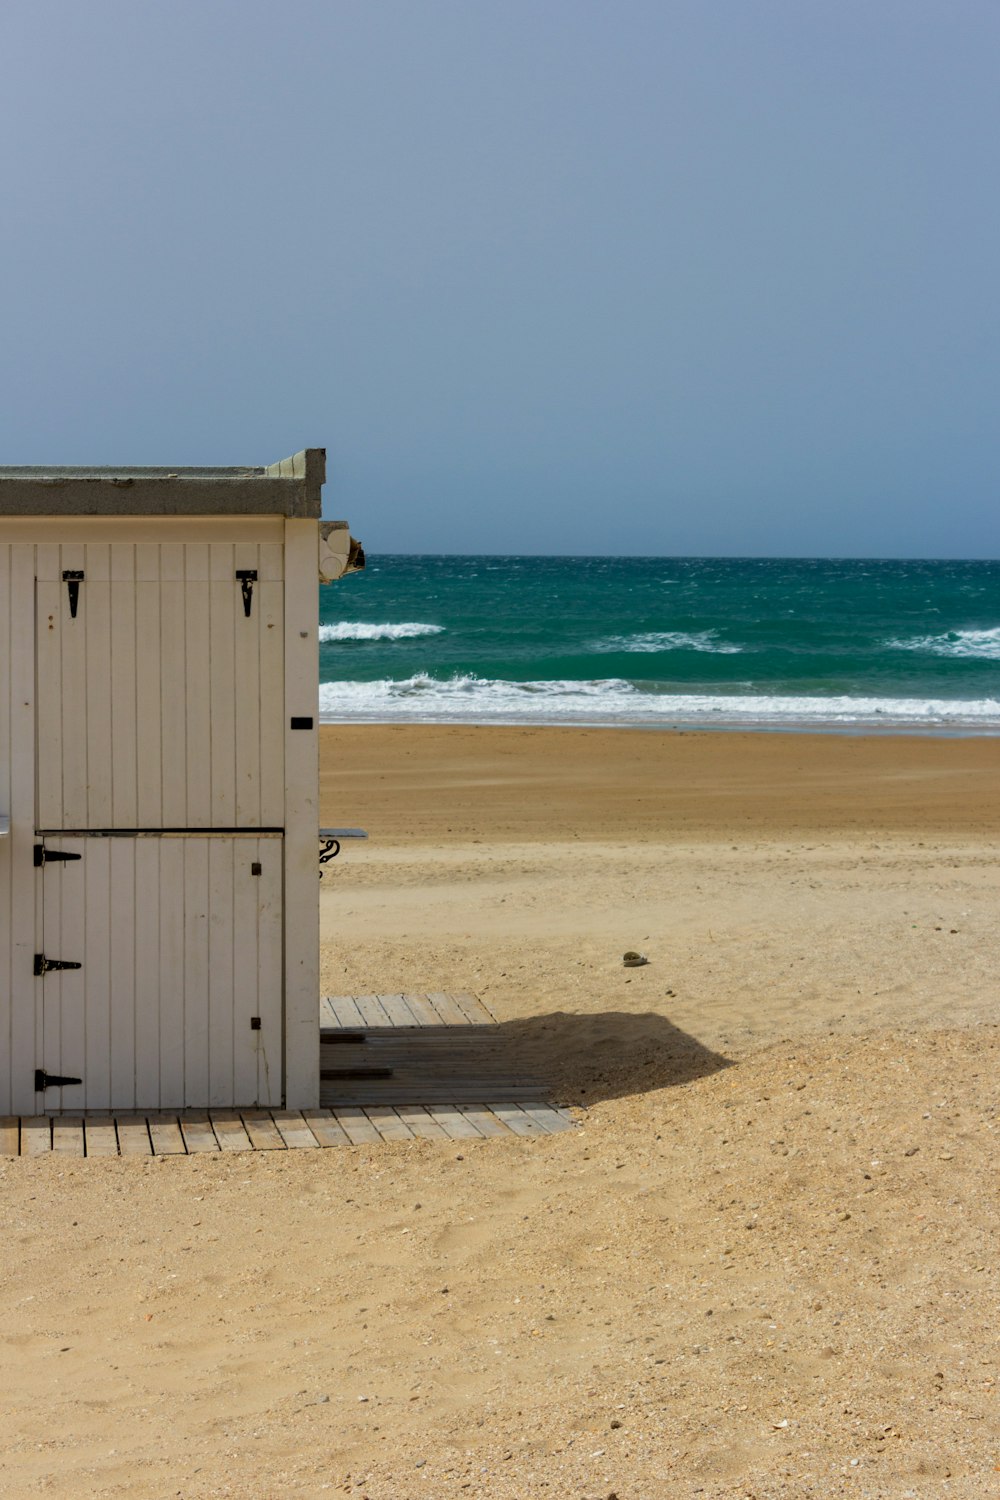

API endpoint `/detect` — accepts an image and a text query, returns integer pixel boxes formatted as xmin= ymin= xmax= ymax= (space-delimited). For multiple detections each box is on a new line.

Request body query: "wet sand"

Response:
xmin=320 ymin=723 xmax=1000 ymax=842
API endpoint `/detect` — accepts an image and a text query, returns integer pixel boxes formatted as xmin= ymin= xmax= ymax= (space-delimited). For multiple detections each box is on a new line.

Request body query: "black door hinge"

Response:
xmin=320 ymin=1067 xmax=394 ymax=1081
xmin=62 ymin=570 xmax=84 ymax=618
xmin=35 ymin=1068 xmax=82 ymax=1092
xmin=34 ymin=953 xmax=82 ymax=976
xmin=236 ymin=569 xmax=258 ymax=617
xmin=33 ymin=845 xmax=83 ymax=868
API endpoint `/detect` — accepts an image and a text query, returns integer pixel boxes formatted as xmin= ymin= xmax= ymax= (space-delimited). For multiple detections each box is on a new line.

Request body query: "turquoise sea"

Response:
xmin=318 ymin=557 xmax=1000 ymax=732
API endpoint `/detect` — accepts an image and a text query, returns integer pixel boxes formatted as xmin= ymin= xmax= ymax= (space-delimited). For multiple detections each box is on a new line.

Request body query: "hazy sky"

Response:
xmin=2 ymin=2 xmax=998 ymax=556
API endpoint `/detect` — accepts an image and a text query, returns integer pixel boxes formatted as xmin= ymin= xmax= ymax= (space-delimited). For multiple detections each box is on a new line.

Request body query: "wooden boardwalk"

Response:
xmin=0 ymin=1101 xmax=573 ymax=1157
xmin=0 ymin=994 xmax=576 ymax=1156
xmin=320 ymin=991 xmax=555 ymax=1107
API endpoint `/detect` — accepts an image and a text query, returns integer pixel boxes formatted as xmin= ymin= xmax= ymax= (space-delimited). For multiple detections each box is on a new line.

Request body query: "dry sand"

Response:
xmin=2 ymin=726 xmax=997 ymax=1499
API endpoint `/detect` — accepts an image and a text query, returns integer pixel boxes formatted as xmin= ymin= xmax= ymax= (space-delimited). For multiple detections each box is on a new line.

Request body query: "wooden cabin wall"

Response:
xmin=0 ymin=516 xmax=321 ymax=1115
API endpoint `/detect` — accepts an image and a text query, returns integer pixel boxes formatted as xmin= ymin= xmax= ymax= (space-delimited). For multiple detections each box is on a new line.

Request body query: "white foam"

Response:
xmin=594 ymin=630 xmax=742 ymax=654
xmin=888 ymin=626 xmax=1000 ymax=660
xmin=318 ymin=621 xmax=444 ymax=643
xmin=318 ymin=674 xmax=1000 ymax=729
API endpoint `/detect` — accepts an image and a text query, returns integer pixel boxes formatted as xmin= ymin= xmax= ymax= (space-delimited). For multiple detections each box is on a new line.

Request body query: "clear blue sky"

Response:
xmin=2 ymin=1 xmax=998 ymax=556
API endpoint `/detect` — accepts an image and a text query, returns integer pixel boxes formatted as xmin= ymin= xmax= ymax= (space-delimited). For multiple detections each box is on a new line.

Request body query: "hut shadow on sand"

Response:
xmin=319 ymin=996 xmax=732 ymax=1113
xmin=493 ymin=1009 xmax=733 ymax=1108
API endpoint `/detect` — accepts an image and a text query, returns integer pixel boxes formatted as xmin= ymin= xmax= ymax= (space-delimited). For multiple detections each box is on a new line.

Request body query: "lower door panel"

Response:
xmin=35 ymin=833 xmax=282 ymax=1111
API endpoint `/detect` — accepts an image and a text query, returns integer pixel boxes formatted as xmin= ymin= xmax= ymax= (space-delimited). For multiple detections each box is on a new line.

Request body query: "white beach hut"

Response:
xmin=0 ymin=450 xmax=360 ymax=1117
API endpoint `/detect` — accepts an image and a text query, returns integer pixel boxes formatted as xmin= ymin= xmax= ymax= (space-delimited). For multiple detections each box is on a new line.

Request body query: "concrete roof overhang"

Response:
xmin=0 ymin=449 xmax=326 ymax=518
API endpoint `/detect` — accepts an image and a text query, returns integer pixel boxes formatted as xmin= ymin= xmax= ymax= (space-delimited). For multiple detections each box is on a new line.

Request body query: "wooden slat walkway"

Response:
xmin=0 ymin=1102 xmax=574 ymax=1157
xmin=320 ymin=991 xmax=497 ymax=1030
xmin=0 ymin=995 xmax=576 ymax=1156
xmin=319 ymin=991 xmax=561 ymax=1108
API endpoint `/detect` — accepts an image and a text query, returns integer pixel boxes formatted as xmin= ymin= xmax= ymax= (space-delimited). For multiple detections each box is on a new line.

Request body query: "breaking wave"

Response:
xmin=888 ymin=627 xmax=1000 ymax=660
xmin=318 ymin=621 xmax=444 ymax=643
xmin=318 ymin=674 xmax=1000 ymax=729
xmin=594 ymin=630 xmax=742 ymax=654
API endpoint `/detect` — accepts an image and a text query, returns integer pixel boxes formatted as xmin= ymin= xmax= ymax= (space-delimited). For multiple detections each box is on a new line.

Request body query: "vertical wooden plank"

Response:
xmin=300 ymin=1109 xmax=351 ymax=1147
xmin=158 ymin=838 xmax=186 ymax=1107
xmin=256 ymin=549 xmax=283 ymax=834
xmin=40 ymin=838 xmax=75 ymax=1111
xmin=271 ymin=1110 xmax=321 ymax=1149
xmin=84 ymin=555 xmax=113 ymax=828
xmin=109 ymin=549 xmax=138 ymax=828
xmin=208 ymin=544 xmax=237 ymax=826
xmin=11 ymin=545 xmax=39 ymax=1115
xmin=240 ymin=1110 xmax=286 ymax=1150
xmin=328 ymin=996 xmax=364 ymax=1028
xmin=134 ymin=544 xmax=163 ymax=827
xmin=159 ymin=548 xmax=187 ymax=826
xmin=0 ymin=547 xmax=12 ymax=1113
xmin=57 ymin=542 xmax=89 ymax=828
xmin=257 ymin=541 xmax=284 ymax=829
xmin=258 ymin=540 xmax=284 ymax=584
xmin=184 ymin=546 xmax=211 ymax=827
xmin=108 ymin=837 xmax=136 ymax=1109
xmin=183 ymin=838 xmax=210 ymax=1107
xmin=363 ymin=1106 xmax=414 ymax=1142
xmin=396 ymin=995 xmax=437 ymax=1026
xmin=283 ymin=520 xmax=318 ymax=1109
xmin=33 ymin=555 xmax=60 ymax=834
xmin=210 ymin=1110 xmax=253 ymax=1151
xmin=34 ymin=556 xmax=63 ymax=830
xmin=425 ymin=993 xmax=472 ymax=1026
xmin=82 ymin=836 xmax=111 ymax=1109
xmin=377 ymin=994 xmax=423 ymax=1027
xmin=489 ymin=1103 xmax=548 ymax=1137
xmin=355 ymin=996 xmax=391 ymax=1027
xmin=21 ymin=1117 xmax=52 ymax=1156
xmin=148 ymin=1115 xmax=187 ymax=1155
xmin=83 ymin=1116 xmax=119 ymax=1157
xmin=0 ymin=1119 xmax=20 ymax=1155
xmin=45 ymin=838 xmax=88 ymax=1115
xmin=330 ymin=1107 xmax=382 ymax=1145
xmin=134 ymin=838 xmax=161 ymax=1108
xmin=232 ymin=838 xmax=260 ymax=1106
xmin=179 ymin=1112 xmax=219 ymax=1152
xmin=256 ymin=836 xmax=283 ymax=1106
xmin=519 ymin=1103 xmax=576 ymax=1134
xmin=207 ymin=838 xmax=235 ymax=1106
xmin=257 ymin=575 xmax=284 ymax=827
xmin=394 ymin=1105 xmax=449 ymax=1140
xmin=116 ymin=1116 xmax=152 ymax=1156
xmin=233 ymin=542 xmax=262 ymax=827
xmin=426 ymin=1106 xmax=485 ymax=1140
xmin=450 ymin=992 xmax=496 ymax=1025
xmin=456 ymin=1104 xmax=514 ymax=1138
xmin=52 ymin=1117 xmax=85 ymax=1155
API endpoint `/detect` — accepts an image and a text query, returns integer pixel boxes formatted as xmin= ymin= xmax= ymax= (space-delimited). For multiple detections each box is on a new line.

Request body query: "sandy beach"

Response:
xmin=2 ymin=726 xmax=997 ymax=1498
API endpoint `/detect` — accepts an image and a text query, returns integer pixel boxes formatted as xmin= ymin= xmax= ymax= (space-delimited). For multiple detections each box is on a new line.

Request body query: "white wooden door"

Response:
xmin=36 ymin=541 xmax=284 ymax=830
xmin=34 ymin=834 xmax=283 ymax=1110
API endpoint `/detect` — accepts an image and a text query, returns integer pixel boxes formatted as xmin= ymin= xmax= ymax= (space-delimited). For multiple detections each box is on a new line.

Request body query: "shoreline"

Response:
xmin=319 ymin=713 xmax=1000 ymax=737
xmin=320 ymin=721 xmax=1000 ymax=844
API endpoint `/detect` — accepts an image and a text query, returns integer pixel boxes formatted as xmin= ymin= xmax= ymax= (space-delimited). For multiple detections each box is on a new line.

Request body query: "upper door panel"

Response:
xmin=36 ymin=541 xmax=284 ymax=830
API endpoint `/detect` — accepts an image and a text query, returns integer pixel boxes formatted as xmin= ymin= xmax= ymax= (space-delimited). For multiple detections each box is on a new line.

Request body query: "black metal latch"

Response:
xmin=35 ymin=1069 xmax=82 ymax=1092
xmin=236 ymin=569 xmax=258 ymax=617
xmin=33 ymin=845 xmax=82 ymax=868
xmin=318 ymin=836 xmax=341 ymax=871
xmin=34 ymin=954 xmax=82 ymax=976
xmin=318 ymin=827 xmax=368 ymax=878
xmin=62 ymin=569 xmax=84 ymax=618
